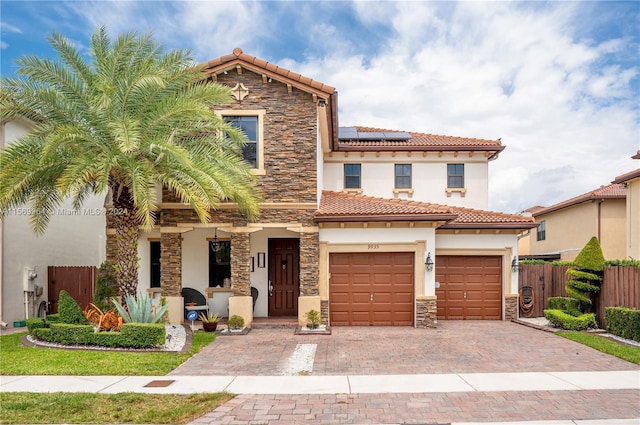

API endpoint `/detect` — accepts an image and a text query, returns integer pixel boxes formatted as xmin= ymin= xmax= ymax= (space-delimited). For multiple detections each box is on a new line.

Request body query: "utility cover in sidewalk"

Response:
xmin=144 ymin=380 xmax=175 ymax=387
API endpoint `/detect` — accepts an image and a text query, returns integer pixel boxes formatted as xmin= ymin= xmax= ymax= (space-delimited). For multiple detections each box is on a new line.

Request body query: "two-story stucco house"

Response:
xmin=519 ymin=183 xmax=627 ymax=262
xmin=113 ymin=48 xmax=536 ymax=328
xmin=1 ymin=118 xmax=106 ymax=327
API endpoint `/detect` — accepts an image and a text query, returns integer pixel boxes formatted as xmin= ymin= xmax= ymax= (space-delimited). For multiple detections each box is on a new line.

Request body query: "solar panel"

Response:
xmin=337 ymin=127 xmax=412 ymax=141
xmin=358 ymin=132 xmax=386 ymax=139
xmin=338 ymin=127 xmax=358 ymax=139
xmin=383 ymin=132 xmax=412 ymax=140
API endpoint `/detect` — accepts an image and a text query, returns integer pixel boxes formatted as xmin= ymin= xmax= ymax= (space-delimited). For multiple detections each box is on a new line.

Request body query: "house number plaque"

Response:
xmin=367 ymin=244 xmax=380 ymax=250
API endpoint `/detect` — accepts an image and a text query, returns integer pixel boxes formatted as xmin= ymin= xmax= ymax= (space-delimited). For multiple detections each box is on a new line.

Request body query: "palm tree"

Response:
xmin=0 ymin=27 xmax=260 ymax=298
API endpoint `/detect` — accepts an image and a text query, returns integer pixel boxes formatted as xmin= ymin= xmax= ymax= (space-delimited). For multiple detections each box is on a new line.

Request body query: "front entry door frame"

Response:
xmin=268 ymin=238 xmax=300 ymax=316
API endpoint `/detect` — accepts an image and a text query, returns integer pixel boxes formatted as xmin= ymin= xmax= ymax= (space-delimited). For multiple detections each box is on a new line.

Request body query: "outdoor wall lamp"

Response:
xmin=210 ymin=229 xmax=221 ymax=252
xmin=511 ymin=257 xmax=519 ymax=272
xmin=425 ymin=252 xmax=434 ymax=271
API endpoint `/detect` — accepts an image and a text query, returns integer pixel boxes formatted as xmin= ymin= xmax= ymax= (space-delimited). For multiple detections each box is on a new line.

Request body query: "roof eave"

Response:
xmin=533 ymin=194 xmax=626 ymax=217
xmin=334 ymin=145 xmax=504 ymax=153
xmin=314 ymin=213 xmax=458 ymax=223
xmin=202 ymin=58 xmax=335 ymax=98
xmin=441 ymin=222 xmax=538 ymax=230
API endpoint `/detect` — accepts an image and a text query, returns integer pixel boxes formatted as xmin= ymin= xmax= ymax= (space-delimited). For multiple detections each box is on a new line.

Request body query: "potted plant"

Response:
xmin=227 ymin=314 xmax=245 ymax=332
xmin=305 ymin=309 xmax=322 ymax=329
xmin=199 ymin=312 xmax=221 ymax=332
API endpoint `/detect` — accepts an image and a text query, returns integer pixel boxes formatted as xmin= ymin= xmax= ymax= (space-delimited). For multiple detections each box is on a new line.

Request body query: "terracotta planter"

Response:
xmin=202 ymin=322 xmax=218 ymax=332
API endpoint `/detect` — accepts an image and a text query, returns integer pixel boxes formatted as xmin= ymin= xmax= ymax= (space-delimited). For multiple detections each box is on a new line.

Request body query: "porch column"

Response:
xmin=229 ymin=231 xmax=253 ymax=326
xmin=298 ymin=231 xmax=321 ymax=325
xmin=161 ymin=232 xmax=183 ymax=324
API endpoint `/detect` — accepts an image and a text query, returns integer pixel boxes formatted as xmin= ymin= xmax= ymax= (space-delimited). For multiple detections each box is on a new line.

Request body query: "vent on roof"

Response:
xmin=338 ymin=126 xmax=412 ymax=141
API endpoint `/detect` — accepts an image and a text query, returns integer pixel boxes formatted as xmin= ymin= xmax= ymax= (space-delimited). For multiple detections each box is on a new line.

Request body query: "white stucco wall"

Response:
xmin=1 ymin=119 xmax=106 ymax=325
xmin=323 ymin=155 xmax=489 ymax=209
xmin=320 ymin=226 xmax=436 ymax=296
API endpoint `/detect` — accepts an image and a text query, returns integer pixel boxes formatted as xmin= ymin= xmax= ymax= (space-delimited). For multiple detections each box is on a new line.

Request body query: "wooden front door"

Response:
xmin=268 ymin=238 xmax=299 ymax=316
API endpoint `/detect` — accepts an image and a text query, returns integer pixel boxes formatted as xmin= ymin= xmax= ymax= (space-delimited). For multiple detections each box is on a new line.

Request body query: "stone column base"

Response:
xmin=416 ymin=296 xmax=438 ymax=328
xmin=505 ymin=294 xmax=518 ymax=320
xmin=298 ymin=296 xmax=321 ymax=326
xmin=229 ymin=296 xmax=253 ymax=327
xmin=165 ymin=296 xmax=184 ymax=325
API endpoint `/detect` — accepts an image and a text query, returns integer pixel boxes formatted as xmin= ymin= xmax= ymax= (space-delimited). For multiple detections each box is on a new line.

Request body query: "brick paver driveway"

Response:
xmin=172 ymin=320 xmax=638 ymax=376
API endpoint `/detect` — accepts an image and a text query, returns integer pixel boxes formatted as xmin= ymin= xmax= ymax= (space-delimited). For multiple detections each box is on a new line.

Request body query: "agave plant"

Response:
xmin=113 ymin=293 xmax=168 ymax=324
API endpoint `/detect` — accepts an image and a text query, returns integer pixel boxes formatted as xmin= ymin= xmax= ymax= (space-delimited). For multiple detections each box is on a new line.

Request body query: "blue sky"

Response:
xmin=1 ymin=0 xmax=639 ymax=213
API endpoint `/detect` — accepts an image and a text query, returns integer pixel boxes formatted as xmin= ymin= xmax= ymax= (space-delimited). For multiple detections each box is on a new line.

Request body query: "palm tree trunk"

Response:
xmin=110 ymin=183 xmax=139 ymax=301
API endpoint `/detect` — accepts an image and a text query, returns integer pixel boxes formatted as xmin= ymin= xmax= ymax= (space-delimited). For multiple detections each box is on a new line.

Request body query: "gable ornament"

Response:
xmin=230 ymin=82 xmax=249 ymax=102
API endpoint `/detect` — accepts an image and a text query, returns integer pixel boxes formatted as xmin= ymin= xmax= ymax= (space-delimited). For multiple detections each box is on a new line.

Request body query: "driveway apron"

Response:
xmin=170 ymin=321 xmax=638 ymax=376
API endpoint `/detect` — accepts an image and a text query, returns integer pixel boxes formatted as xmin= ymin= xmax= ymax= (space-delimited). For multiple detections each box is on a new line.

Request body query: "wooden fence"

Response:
xmin=48 ymin=266 xmax=97 ymax=314
xmin=518 ymin=264 xmax=640 ymax=328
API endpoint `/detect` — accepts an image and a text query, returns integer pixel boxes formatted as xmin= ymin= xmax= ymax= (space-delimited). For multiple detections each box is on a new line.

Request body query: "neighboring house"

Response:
xmin=0 ymin=118 xmax=106 ymax=327
xmin=116 ymin=48 xmax=536 ymax=328
xmin=520 ymin=183 xmax=627 ymax=262
xmin=612 ymin=151 xmax=640 ymax=260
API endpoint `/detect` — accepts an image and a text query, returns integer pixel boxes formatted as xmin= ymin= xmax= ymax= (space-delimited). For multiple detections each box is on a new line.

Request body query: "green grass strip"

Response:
xmin=558 ymin=331 xmax=640 ymax=365
xmin=0 ymin=392 xmax=233 ymax=424
xmin=0 ymin=331 xmax=216 ymax=375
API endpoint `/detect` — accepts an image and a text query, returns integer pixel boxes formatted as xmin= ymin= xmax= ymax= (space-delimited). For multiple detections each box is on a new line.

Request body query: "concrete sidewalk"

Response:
xmin=1 ymin=370 xmax=638 ymax=394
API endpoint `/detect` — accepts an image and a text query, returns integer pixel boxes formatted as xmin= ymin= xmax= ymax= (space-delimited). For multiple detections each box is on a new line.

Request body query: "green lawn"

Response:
xmin=558 ymin=331 xmax=640 ymax=364
xmin=0 ymin=331 xmax=216 ymax=375
xmin=0 ymin=392 xmax=234 ymax=424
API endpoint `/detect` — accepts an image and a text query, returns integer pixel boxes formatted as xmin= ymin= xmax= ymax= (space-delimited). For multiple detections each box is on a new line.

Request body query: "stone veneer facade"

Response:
xmin=505 ymin=294 xmax=518 ymax=320
xmin=147 ymin=67 xmax=321 ymax=305
xmin=416 ymin=297 xmax=438 ymax=328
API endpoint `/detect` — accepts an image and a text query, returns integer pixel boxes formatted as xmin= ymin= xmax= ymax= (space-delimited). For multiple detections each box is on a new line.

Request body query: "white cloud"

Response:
xmin=1 ymin=22 xmax=23 ymax=33
xmin=26 ymin=0 xmax=638 ymax=214
xmin=278 ymin=2 xmax=638 ymax=212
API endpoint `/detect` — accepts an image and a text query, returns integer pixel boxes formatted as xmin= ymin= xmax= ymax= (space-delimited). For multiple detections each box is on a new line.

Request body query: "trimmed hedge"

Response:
xmin=58 ymin=290 xmax=89 ymax=325
xmin=544 ymin=309 xmax=597 ymax=330
xmin=606 ymin=307 xmax=640 ymax=342
xmin=32 ymin=328 xmax=52 ymax=342
xmin=548 ymin=297 xmax=582 ymax=317
xmin=50 ymin=323 xmax=94 ymax=345
xmin=46 ymin=314 xmax=61 ymax=322
xmin=120 ymin=323 xmax=165 ymax=348
xmin=26 ymin=318 xmax=47 ymax=333
xmin=31 ymin=322 xmax=165 ymax=349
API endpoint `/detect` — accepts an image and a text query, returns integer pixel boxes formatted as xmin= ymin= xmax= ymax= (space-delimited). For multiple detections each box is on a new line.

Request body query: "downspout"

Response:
xmin=0 ymin=121 xmax=7 ymax=327
xmin=597 ymin=199 xmax=603 ymax=242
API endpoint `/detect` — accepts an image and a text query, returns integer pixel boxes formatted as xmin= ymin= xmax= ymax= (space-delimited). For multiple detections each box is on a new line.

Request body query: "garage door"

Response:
xmin=329 ymin=252 xmax=414 ymax=326
xmin=435 ymin=255 xmax=502 ymax=320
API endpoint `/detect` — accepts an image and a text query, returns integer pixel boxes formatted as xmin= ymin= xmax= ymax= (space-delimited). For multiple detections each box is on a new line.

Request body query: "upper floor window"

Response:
xmin=225 ymin=116 xmax=258 ymax=168
xmin=537 ymin=220 xmax=546 ymax=241
xmin=395 ymin=164 xmax=412 ymax=189
xmin=447 ymin=164 xmax=464 ymax=188
xmin=344 ymin=164 xmax=361 ymax=189
xmin=218 ymin=109 xmax=265 ymax=174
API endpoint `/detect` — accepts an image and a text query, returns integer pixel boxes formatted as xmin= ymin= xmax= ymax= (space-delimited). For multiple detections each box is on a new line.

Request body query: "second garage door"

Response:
xmin=329 ymin=252 xmax=414 ymax=326
xmin=435 ymin=255 xmax=502 ymax=320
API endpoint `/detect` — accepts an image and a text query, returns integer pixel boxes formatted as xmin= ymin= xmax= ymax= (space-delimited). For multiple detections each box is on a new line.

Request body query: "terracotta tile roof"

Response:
xmin=201 ymin=47 xmax=335 ymax=95
xmin=612 ymin=168 xmax=640 ymax=184
xmin=442 ymin=206 xmax=538 ymax=229
xmin=315 ymin=191 xmax=537 ymax=229
xmin=315 ymin=191 xmax=456 ymax=222
xmin=337 ymin=126 xmax=505 ymax=153
xmin=533 ymin=183 xmax=627 ymax=217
